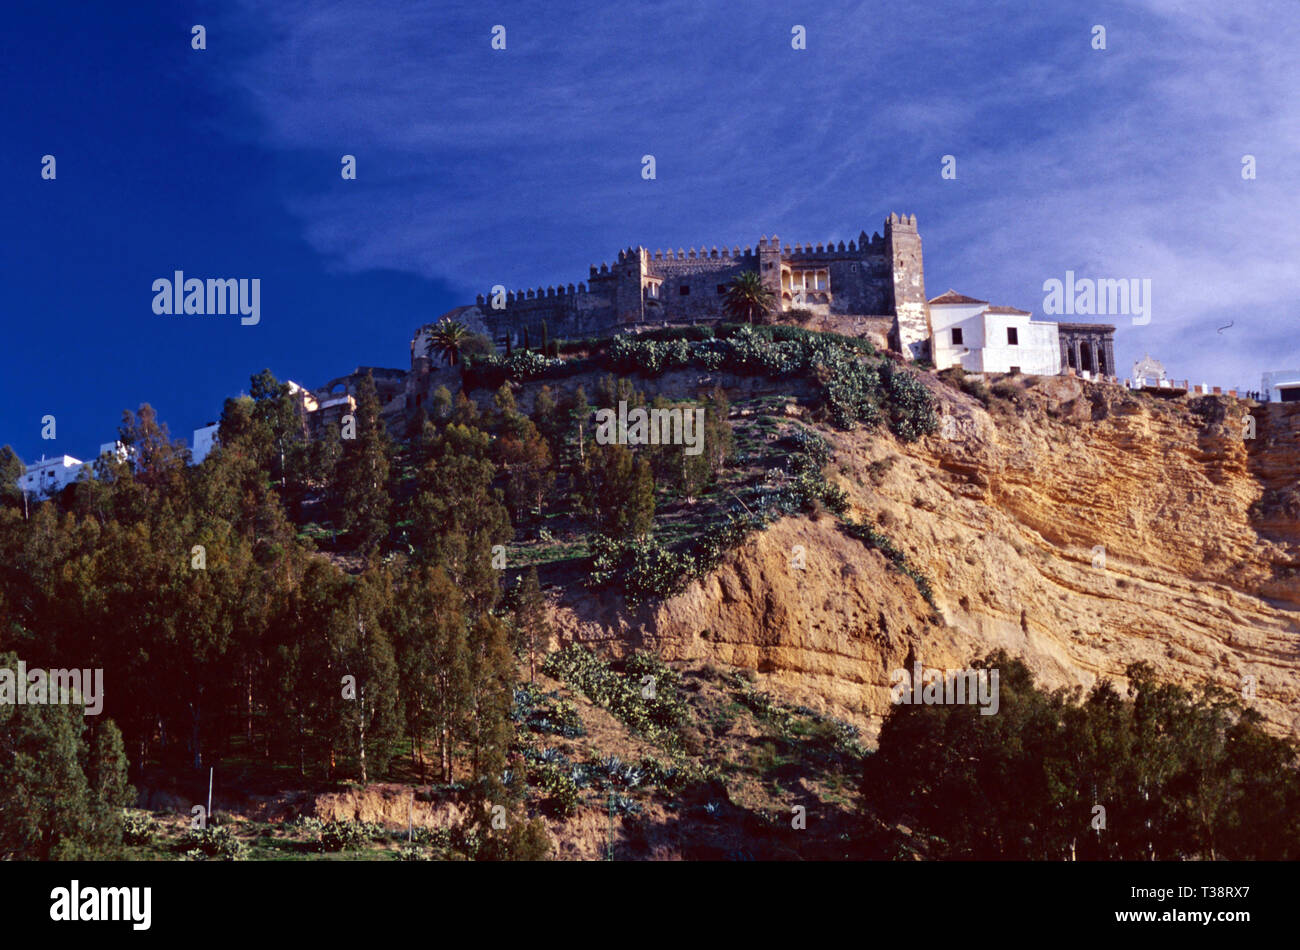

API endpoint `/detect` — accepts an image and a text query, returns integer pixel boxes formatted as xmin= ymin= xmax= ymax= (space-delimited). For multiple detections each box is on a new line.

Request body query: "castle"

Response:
xmin=315 ymin=213 xmax=1120 ymax=426
xmin=422 ymin=213 xmax=933 ymax=361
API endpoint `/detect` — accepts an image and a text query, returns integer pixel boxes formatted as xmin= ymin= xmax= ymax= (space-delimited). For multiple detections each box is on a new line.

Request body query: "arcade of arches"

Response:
xmin=1058 ymin=322 xmax=1116 ymax=377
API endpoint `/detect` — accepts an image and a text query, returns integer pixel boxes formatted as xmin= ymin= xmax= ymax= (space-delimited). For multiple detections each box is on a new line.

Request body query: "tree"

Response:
xmin=324 ymin=569 xmax=400 ymax=783
xmin=560 ymin=385 xmax=593 ymax=468
xmin=496 ymin=418 xmax=555 ymax=524
xmin=575 ymin=444 xmax=654 ymax=538
xmin=249 ymin=368 xmax=310 ymax=500
xmin=0 ymin=446 xmax=23 ymax=511
xmin=513 ymin=567 xmax=551 ymax=682
xmin=864 ymin=651 xmax=1300 ymax=860
xmin=330 ymin=373 xmax=392 ymax=554
xmin=724 ymin=270 xmax=775 ymax=324
xmin=406 ymin=422 xmax=512 ymax=612
xmin=0 ymin=651 xmax=133 ymax=860
xmin=393 ymin=566 xmax=469 ymax=782
xmin=427 ymin=318 xmax=471 ymax=367
xmin=532 ymin=386 xmax=561 ymax=453
xmin=118 ymin=404 xmax=190 ymax=495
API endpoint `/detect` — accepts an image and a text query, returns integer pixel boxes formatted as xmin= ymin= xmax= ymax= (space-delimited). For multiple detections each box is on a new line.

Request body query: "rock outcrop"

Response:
xmin=553 ymin=373 xmax=1300 ymax=738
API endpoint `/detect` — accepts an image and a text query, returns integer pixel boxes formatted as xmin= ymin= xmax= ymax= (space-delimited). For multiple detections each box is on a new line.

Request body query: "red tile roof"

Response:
xmin=928 ymin=289 xmax=987 ymax=305
xmin=984 ymin=305 xmax=1031 ymax=315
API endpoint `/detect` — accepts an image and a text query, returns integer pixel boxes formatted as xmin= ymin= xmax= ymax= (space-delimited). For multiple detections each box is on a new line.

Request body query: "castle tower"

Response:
xmin=758 ymin=235 xmax=783 ymax=298
xmin=884 ymin=214 xmax=930 ymax=360
xmin=613 ymin=246 xmax=650 ymax=326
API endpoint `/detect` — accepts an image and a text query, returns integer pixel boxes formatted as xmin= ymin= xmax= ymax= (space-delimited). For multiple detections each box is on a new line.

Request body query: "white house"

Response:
xmin=1262 ymin=370 xmax=1300 ymax=403
xmin=929 ymin=290 xmax=1061 ymax=376
xmin=18 ymin=455 xmax=89 ymax=497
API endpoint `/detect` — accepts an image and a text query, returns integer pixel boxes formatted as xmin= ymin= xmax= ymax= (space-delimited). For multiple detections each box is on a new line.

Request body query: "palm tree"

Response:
xmin=723 ymin=270 xmax=775 ymax=324
xmin=426 ymin=318 xmax=470 ymax=366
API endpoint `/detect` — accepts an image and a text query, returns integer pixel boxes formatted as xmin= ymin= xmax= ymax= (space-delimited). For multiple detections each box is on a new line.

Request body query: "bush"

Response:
xmin=317 ymin=819 xmax=370 ymax=852
xmin=512 ymin=684 xmax=585 ymax=738
xmin=881 ymin=361 xmax=939 ymax=441
xmin=176 ymin=825 xmax=244 ymax=860
xmin=541 ymin=647 xmax=689 ymax=745
xmin=122 ymin=812 xmax=154 ymax=846
xmin=588 ymin=534 xmax=695 ymax=605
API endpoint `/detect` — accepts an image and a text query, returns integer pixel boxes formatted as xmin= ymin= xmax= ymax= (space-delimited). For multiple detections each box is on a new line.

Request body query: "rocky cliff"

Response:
xmin=553 ymin=372 xmax=1300 ymax=739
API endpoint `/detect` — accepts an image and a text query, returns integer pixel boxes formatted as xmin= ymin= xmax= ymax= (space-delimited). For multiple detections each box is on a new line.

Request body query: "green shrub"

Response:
xmin=512 ymin=684 xmax=585 ymax=738
xmin=176 ymin=825 xmax=244 ymax=860
xmin=881 ymin=361 xmax=939 ymax=441
xmin=541 ymin=647 xmax=689 ymax=745
xmin=317 ymin=819 xmax=370 ymax=852
xmin=122 ymin=812 xmax=154 ymax=846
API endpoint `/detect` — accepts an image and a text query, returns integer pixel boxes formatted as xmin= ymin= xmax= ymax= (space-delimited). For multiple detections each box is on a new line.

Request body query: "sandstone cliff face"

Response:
xmin=552 ymin=374 xmax=1300 ymax=738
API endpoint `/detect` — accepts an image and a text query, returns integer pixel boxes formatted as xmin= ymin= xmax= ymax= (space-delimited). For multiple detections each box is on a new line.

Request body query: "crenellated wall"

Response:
xmin=430 ymin=213 xmax=927 ymax=359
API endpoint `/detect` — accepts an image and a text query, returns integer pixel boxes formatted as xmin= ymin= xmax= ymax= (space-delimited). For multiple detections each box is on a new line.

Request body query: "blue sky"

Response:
xmin=4 ymin=0 xmax=1298 ymax=463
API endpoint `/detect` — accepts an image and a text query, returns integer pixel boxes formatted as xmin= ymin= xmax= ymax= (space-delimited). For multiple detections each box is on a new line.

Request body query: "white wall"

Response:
xmin=930 ymin=302 xmax=987 ymax=371
xmin=979 ymin=314 xmax=1060 ymax=376
xmin=1262 ymin=370 xmax=1300 ymax=402
xmin=18 ymin=456 xmax=88 ymax=497
xmin=192 ymin=424 xmax=220 ymax=464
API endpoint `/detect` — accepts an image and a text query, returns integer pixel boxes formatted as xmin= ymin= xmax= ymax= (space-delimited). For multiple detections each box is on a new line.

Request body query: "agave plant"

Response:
xmin=723 ymin=271 xmax=775 ymax=324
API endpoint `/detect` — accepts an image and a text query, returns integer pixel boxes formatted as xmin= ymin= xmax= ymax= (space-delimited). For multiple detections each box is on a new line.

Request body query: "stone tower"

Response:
xmin=884 ymin=213 xmax=930 ymax=360
xmin=758 ymin=235 xmax=783 ymax=298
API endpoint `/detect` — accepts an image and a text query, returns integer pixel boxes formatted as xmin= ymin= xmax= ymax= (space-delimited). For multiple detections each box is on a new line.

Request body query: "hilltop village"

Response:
xmin=17 ymin=213 xmax=1281 ymax=494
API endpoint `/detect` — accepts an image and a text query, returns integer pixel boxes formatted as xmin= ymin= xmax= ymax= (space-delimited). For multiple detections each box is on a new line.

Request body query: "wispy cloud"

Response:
xmin=219 ymin=0 xmax=1300 ymax=388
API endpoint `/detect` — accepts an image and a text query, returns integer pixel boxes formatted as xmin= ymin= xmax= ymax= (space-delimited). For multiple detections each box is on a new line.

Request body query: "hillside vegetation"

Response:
xmin=2 ymin=326 xmax=1298 ymax=860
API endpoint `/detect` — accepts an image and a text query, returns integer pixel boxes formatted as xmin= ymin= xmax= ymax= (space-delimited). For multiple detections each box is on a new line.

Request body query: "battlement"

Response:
xmin=451 ymin=213 xmax=928 ymax=357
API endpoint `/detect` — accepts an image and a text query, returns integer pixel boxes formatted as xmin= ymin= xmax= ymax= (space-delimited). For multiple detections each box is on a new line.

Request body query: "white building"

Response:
xmin=191 ymin=423 xmax=220 ymax=464
xmin=1132 ymin=354 xmax=1167 ymax=384
xmin=98 ymin=440 xmax=133 ymax=463
xmin=929 ymin=290 xmax=1061 ymax=376
xmin=18 ymin=455 xmax=89 ymax=497
xmin=1262 ymin=370 xmax=1300 ymax=403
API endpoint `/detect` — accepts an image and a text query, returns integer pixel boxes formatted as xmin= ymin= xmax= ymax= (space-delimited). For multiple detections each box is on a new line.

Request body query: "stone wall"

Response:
xmin=434 ymin=214 xmax=926 ymax=355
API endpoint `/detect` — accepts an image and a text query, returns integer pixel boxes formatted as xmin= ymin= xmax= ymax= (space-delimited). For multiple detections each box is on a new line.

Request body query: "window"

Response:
xmin=679 ymin=285 xmax=690 ymax=296
xmin=951 ymin=328 xmax=963 ymax=345
xmin=1007 ymin=327 xmax=1019 ymax=345
xmin=717 ymin=284 xmax=727 ymax=295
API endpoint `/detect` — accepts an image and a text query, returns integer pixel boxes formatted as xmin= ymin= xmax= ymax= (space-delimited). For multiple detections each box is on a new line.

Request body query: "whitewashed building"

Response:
xmin=18 ymin=455 xmax=89 ymax=497
xmin=191 ymin=423 xmax=220 ymax=464
xmin=1262 ymin=370 xmax=1300 ymax=403
xmin=929 ymin=290 xmax=1061 ymax=376
xmin=1131 ymin=354 xmax=1168 ymax=387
